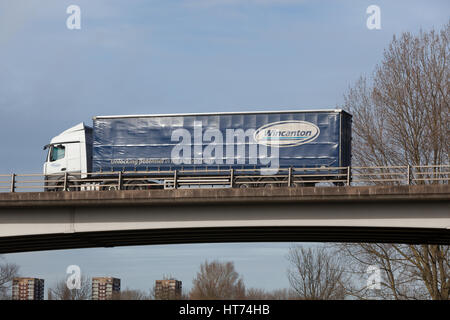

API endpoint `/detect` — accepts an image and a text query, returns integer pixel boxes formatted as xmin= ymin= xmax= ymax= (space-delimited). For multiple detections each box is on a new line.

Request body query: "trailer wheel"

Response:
xmin=101 ymin=183 xmax=120 ymax=191
xmin=124 ymin=181 xmax=147 ymax=190
xmin=304 ymin=182 xmax=316 ymax=187
xmin=292 ymin=181 xmax=316 ymax=188
xmin=291 ymin=178 xmax=303 ymax=187
xmin=262 ymin=177 xmax=280 ymax=188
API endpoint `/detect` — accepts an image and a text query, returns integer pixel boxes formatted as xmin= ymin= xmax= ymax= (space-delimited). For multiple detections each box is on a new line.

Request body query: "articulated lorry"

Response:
xmin=43 ymin=109 xmax=352 ymax=191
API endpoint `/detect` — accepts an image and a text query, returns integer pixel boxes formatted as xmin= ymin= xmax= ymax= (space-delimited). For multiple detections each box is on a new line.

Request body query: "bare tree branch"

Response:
xmin=0 ymin=256 xmax=19 ymax=300
xmin=189 ymin=260 xmax=245 ymax=300
xmin=338 ymin=22 xmax=449 ymax=300
xmin=47 ymin=275 xmax=91 ymax=300
xmin=286 ymin=245 xmax=347 ymax=300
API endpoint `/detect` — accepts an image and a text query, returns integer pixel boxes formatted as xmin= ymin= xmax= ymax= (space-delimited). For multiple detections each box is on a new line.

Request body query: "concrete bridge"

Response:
xmin=0 ymin=185 xmax=449 ymax=253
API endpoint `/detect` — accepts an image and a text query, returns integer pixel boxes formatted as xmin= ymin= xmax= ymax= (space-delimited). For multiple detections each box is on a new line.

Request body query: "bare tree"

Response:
xmin=189 ymin=260 xmax=245 ymax=300
xmin=149 ymin=274 xmax=186 ymax=300
xmin=245 ymin=288 xmax=270 ymax=300
xmin=335 ymin=243 xmax=449 ymax=300
xmin=47 ymin=275 xmax=91 ymax=300
xmin=0 ymin=256 xmax=19 ymax=300
xmin=340 ymin=22 xmax=449 ymax=300
xmin=286 ymin=246 xmax=347 ymax=300
xmin=245 ymin=288 xmax=298 ymax=300
xmin=118 ymin=288 xmax=149 ymax=300
xmin=343 ymin=22 xmax=449 ymax=180
xmin=268 ymin=288 xmax=299 ymax=300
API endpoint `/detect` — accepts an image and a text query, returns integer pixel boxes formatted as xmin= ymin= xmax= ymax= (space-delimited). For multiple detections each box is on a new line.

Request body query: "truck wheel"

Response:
xmin=46 ymin=181 xmax=62 ymax=192
xmin=53 ymin=178 xmax=78 ymax=191
xmin=67 ymin=181 xmax=80 ymax=191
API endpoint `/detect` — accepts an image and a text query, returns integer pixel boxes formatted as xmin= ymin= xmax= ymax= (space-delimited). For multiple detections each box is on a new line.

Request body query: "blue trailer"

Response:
xmin=43 ymin=109 xmax=351 ymax=190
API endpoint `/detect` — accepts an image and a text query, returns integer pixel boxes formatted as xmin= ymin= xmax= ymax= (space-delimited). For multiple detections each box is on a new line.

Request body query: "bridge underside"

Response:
xmin=0 ymin=185 xmax=449 ymax=253
xmin=1 ymin=226 xmax=449 ymax=254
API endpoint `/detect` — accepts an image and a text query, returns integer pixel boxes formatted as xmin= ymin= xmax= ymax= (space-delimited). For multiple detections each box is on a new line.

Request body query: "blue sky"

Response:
xmin=1 ymin=0 xmax=449 ymax=295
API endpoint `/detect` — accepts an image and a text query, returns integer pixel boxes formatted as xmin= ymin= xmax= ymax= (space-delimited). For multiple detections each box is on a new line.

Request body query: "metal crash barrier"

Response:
xmin=0 ymin=164 xmax=448 ymax=192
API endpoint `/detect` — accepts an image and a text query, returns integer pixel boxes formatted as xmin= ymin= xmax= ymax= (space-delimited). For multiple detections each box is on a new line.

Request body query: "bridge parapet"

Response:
xmin=0 ymin=184 xmax=449 ymax=208
xmin=1 ymin=164 xmax=449 ymax=192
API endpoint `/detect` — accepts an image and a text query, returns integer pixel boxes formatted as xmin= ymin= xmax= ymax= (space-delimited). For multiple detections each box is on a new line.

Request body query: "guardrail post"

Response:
xmin=10 ymin=174 xmax=16 ymax=193
xmin=118 ymin=172 xmax=123 ymax=190
xmin=173 ymin=170 xmax=178 ymax=189
xmin=230 ymin=169 xmax=234 ymax=188
xmin=63 ymin=172 xmax=68 ymax=191
xmin=288 ymin=167 xmax=292 ymax=187
xmin=346 ymin=166 xmax=351 ymax=186
xmin=406 ymin=165 xmax=411 ymax=185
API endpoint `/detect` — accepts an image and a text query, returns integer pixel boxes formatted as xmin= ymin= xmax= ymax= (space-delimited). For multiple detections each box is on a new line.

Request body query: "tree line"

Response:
xmin=1 ymin=242 xmax=448 ymax=300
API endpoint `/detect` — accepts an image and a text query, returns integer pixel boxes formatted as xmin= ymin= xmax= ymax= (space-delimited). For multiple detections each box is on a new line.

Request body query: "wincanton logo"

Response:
xmin=254 ymin=120 xmax=320 ymax=147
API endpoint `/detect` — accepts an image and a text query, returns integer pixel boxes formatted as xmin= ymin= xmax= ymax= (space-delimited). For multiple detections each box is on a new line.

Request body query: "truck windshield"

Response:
xmin=50 ymin=146 xmax=65 ymax=162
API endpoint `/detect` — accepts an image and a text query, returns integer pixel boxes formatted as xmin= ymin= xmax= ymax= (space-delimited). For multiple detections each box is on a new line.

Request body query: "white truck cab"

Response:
xmin=43 ymin=123 xmax=92 ymax=179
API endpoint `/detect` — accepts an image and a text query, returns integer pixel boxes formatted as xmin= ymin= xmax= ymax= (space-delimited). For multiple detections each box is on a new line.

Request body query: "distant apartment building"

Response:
xmin=92 ymin=277 xmax=121 ymax=300
xmin=154 ymin=279 xmax=182 ymax=300
xmin=12 ymin=278 xmax=44 ymax=300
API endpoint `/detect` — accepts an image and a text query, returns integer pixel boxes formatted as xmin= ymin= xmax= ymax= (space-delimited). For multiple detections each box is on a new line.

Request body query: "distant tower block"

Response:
xmin=92 ymin=277 xmax=121 ymax=300
xmin=155 ymin=279 xmax=182 ymax=300
xmin=12 ymin=278 xmax=44 ymax=300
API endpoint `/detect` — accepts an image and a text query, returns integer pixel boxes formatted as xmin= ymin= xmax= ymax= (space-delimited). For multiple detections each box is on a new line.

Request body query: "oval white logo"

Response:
xmin=254 ymin=120 xmax=320 ymax=147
